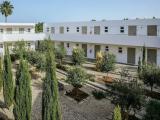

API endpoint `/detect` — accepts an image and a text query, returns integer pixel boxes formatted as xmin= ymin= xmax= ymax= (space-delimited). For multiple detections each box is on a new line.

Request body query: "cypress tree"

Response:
xmin=13 ymin=57 xmax=32 ymax=120
xmin=113 ymin=105 xmax=122 ymax=120
xmin=3 ymin=45 xmax=14 ymax=108
xmin=142 ymin=45 xmax=146 ymax=65
xmin=42 ymin=40 xmax=62 ymax=120
xmin=0 ymin=58 xmax=2 ymax=91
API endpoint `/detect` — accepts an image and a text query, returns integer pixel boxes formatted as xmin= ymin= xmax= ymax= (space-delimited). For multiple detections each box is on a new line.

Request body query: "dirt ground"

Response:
xmin=0 ymin=63 xmax=114 ymax=120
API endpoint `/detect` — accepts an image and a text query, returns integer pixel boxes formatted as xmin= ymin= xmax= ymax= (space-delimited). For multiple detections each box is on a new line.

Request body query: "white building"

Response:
xmin=0 ymin=19 xmax=160 ymax=66
xmin=0 ymin=23 xmax=45 ymax=55
xmin=44 ymin=19 xmax=160 ymax=66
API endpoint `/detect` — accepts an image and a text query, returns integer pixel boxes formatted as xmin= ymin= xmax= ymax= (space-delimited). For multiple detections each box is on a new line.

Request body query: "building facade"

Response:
xmin=44 ymin=19 xmax=160 ymax=66
xmin=0 ymin=23 xmax=45 ymax=55
xmin=0 ymin=19 xmax=160 ymax=66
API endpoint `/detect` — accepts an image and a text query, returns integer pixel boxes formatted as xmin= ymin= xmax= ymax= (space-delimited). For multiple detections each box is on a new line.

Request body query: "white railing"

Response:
xmin=48 ymin=34 xmax=160 ymax=48
xmin=0 ymin=33 xmax=46 ymax=42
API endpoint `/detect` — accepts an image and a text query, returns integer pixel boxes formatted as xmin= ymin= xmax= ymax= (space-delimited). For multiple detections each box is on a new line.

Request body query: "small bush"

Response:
xmin=86 ymin=74 xmax=95 ymax=82
xmin=72 ymin=48 xmax=85 ymax=65
xmin=96 ymin=52 xmax=116 ymax=73
xmin=66 ymin=66 xmax=86 ymax=89
xmin=92 ymin=90 xmax=106 ymax=100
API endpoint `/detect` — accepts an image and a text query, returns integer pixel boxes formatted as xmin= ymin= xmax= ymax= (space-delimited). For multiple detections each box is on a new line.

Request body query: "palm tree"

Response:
xmin=0 ymin=1 xmax=14 ymax=22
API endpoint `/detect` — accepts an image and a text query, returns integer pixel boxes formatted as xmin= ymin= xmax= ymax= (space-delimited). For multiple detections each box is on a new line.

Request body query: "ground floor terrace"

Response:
xmin=0 ymin=40 xmax=160 ymax=66
xmin=55 ymin=41 xmax=160 ymax=66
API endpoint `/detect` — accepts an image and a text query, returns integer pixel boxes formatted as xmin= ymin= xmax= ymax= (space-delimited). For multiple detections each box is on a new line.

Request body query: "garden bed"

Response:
xmin=66 ymin=88 xmax=89 ymax=102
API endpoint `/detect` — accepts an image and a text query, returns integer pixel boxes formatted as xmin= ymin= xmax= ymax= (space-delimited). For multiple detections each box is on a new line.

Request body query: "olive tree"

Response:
xmin=139 ymin=64 xmax=160 ymax=91
xmin=55 ymin=44 xmax=66 ymax=66
xmin=72 ymin=48 xmax=85 ymax=65
xmin=112 ymin=79 xmax=144 ymax=120
xmin=66 ymin=66 xmax=86 ymax=95
xmin=96 ymin=52 xmax=116 ymax=74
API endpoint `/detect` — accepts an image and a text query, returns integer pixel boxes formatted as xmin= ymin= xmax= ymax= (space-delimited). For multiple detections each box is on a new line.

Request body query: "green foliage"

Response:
xmin=42 ymin=40 xmax=62 ymax=120
xmin=36 ymin=40 xmax=51 ymax=52
xmin=66 ymin=66 xmax=86 ymax=88
xmin=139 ymin=64 xmax=160 ymax=91
xmin=113 ymin=105 xmax=122 ymax=120
xmin=142 ymin=45 xmax=146 ymax=65
xmin=92 ymin=90 xmax=106 ymax=100
xmin=72 ymin=48 xmax=85 ymax=65
xmin=96 ymin=52 xmax=116 ymax=73
xmin=55 ymin=44 xmax=66 ymax=66
xmin=143 ymin=100 xmax=160 ymax=120
xmin=0 ymin=58 xmax=2 ymax=91
xmin=137 ymin=57 xmax=142 ymax=74
xmin=112 ymin=79 xmax=144 ymax=119
xmin=0 ymin=0 xmax=14 ymax=22
xmin=3 ymin=45 xmax=14 ymax=108
xmin=12 ymin=41 xmax=27 ymax=59
xmin=35 ymin=22 xmax=43 ymax=33
xmin=26 ymin=51 xmax=46 ymax=71
xmin=13 ymin=58 xmax=32 ymax=120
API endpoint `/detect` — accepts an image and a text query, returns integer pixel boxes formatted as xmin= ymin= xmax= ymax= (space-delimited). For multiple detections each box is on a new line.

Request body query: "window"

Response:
xmin=28 ymin=28 xmax=31 ymax=32
xmin=76 ymin=44 xmax=79 ymax=47
xmin=128 ymin=26 xmax=137 ymax=36
xmin=105 ymin=46 xmax=109 ymax=51
xmin=19 ymin=28 xmax=24 ymax=34
xmin=147 ymin=25 xmax=157 ymax=36
xmin=66 ymin=27 xmax=69 ymax=32
xmin=27 ymin=43 xmax=31 ymax=48
xmin=82 ymin=26 xmax=87 ymax=34
xmin=104 ymin=27 xmax=108 ymax=33
xmin=46 ymin=27 xmax=50 ymax=32
xmin=6 ymin=28 xmax=12 ymax=34
xmin=59 ymin=26 xmax=64 ymax=34
xmin=0 ymin=44 xmax=3 ymax=48
xmin=67 ymin=43 xmax=70 ymax=48
xmin=120 ymin=26 xmax=124 ymax=33
xmin=77 ymin=27 xmax=80 ymax=32
xmin=0 ymin=29 xmax=3 ymax=33
xmin=51 ymin=27 xmax=55 ymax=34
xmin=94 ymin=26 xmax=100 ymax=35
xmin=118 ymin=47 xmax=123 ymax=53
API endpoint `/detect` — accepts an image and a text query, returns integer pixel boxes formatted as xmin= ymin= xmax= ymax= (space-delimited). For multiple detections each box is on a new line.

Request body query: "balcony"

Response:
xmin=0 ymin=33 xmax=46 ymax=42
xmin=48 ymin=34 xmax=160 ymax=48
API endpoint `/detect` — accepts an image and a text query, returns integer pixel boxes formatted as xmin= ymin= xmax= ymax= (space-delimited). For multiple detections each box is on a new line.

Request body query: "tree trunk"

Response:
xmin=5 ymin=17 xmax=7 ymax=23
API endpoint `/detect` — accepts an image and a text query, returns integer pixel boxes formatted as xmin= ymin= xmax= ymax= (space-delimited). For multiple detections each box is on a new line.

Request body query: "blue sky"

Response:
xmin=0 ymin=0 xmax=159 ymax=23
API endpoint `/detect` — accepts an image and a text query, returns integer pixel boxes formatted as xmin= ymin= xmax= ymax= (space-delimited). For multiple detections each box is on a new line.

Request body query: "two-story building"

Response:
xmin=44 ymin=19 xmax=160 ymax=66
xmin=0 ymin=23 xmax=45 ymax=55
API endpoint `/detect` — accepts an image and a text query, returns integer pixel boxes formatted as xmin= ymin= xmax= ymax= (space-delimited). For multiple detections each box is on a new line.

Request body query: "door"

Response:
xmin=147 ymin=49 xmax=157 ymax=64
xmin=82 ymin=44 xmax=87 ymax=57
xmin=95 ymin=45 xmax=101 ymax=58
xmin=127 ymin=48 xmax=136 ymax=64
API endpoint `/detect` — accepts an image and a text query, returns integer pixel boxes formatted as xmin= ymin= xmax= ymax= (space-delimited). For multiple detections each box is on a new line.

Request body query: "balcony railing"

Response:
xmin=48 ymin=34 xmax=160 ymax=48
xmin=0 ymin=33 xmax=46 ymax=42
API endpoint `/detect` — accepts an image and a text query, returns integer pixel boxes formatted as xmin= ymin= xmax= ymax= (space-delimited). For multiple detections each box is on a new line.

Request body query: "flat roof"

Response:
xmin=0 ymin=23 xmax=35 ymax=26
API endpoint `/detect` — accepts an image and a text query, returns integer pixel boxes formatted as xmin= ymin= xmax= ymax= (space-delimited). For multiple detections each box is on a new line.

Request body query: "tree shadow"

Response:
xmin=0 ymin=112 xmax=11 ymax=120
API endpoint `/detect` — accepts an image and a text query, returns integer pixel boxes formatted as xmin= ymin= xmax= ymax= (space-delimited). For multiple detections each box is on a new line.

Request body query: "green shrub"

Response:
xmin=113 ymin=105 xmax=122 ymax=120
xmin=0 ymin=58 xmax=2 ymax=91
xmin=96 ymin=52 xmax=116 ymax=73
xmin=55 ymin=44 xmax=66 ymax=66
xmin=72 ymin=48 xmax=85 ymax=65
xmin=92 ymin=90 xmax=106 ymax=100
xmin=143 ymin=100 xmax=160 ymax=120
xmin=66 ymin=66 xmax=86 ymax=89
xmin=139 ymin=64 xmax=160 ymax=91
